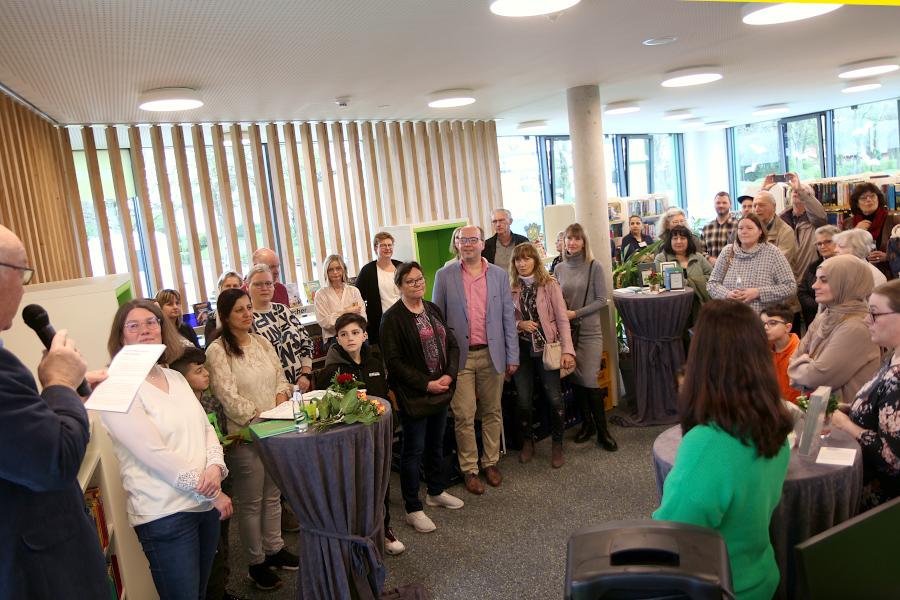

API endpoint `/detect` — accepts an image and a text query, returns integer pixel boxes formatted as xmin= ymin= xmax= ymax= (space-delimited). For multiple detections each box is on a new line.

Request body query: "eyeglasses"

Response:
xmin=377 ymin=243 xmax=394 ymax=249
xmin=0 ymin=262 xmax=34 ymax=284
xmin=456 ymin=237 xmax=483 ymax=246
xmin=858 ymin=193 xmax=879 ymax=202
xmin=815 ymin=240 xmax=834 ymax=247
xmin=762 ymin=319 xmax=787 ymax=329
xmin=124 ymin=317 xmax=161 ymax=332
xmin=866 ymin=311 xmax=896 ymax=322
xmin=490 ymin=219 xmax=509 ymax=225
xmin=250 ymin=281 xmax=274 ymax=288
xmin=403 ymin=277 xmax=426 ymax=287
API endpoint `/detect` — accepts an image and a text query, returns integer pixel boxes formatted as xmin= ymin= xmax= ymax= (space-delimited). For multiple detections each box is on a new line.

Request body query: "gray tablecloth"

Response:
xmin=253 ymin=400 xmax=393 ymax=600
xmin=613 ymin=289 xmax=693 ymax=426
xmin=652 ymin=425 xmax=863 ymax=600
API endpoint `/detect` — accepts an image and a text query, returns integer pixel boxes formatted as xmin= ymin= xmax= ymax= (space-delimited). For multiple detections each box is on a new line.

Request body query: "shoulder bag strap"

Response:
xmin=721 ymin=247 xmax=734 ymax=279
xmin=580 ymin=260 xmax=594 ymax=310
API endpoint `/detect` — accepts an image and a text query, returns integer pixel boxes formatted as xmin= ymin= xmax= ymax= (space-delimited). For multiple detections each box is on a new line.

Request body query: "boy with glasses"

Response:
xmin=761 ymin=304 xmax=801 ymax=404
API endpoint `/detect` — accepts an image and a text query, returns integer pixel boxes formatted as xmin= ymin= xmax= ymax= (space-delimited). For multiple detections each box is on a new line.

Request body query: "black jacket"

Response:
xmin=380 ymin=300 xmax=459 ymax=412
xmin=355 ymin=259 xmax=402 ymax=345
xmin=316 ymin=343 xmax=390 ymax=399
xmin=482 ymin=232 xmax=529 ymax=265
xmin=0 ymin=347 xmax=108 ymax=599
xmin=798 ymin=257 xmax=823 ymax=329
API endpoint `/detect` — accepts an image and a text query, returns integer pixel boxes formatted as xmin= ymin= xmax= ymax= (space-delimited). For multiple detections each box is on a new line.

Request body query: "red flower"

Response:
xmin=336 ymin=373 xmax=354 ymax=385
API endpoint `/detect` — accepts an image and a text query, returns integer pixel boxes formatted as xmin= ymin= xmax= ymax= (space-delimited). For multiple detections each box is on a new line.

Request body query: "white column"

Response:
xmin=566 ymin=84 xmax=619 ymax=404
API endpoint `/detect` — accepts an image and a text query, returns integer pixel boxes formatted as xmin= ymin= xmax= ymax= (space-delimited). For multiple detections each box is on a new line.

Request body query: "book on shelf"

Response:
xmin=107 ymin=554 xmax=122 ymax=599
xmin=84 ymin=487 xmax=109 ymax=549
xmin=303 ymin=280 xmax=321 ymax=304
xmin=284 ymin=282 xmax=301 ymax=307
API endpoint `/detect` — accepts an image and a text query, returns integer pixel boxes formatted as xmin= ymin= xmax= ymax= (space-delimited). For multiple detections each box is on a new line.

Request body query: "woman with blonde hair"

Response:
xmin=553 ymin=223 xmax=617 ymax=451
xmin=314 ymin=254 xmax=364 ymax=345
xmin=509 ymin=242 xmax=575 ymax=467
xmin=155 ymin=288 xmax=200 ymax=348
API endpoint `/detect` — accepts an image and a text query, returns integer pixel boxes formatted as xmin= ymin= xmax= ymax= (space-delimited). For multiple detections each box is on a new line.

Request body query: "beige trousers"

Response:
xmin=226 ymin=443 xmax=284 ymax=565
xmin=451 ymin=348 xmax=504 ymax=474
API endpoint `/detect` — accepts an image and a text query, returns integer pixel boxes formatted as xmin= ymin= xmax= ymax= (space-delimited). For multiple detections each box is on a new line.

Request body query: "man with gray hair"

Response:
xmin=252 ymin=247 xmax=290 ymax=305
xmin=753 ymin=190 xmax=798 ymax=272
xmin=483 ymin=208 xmax=529 ymax=270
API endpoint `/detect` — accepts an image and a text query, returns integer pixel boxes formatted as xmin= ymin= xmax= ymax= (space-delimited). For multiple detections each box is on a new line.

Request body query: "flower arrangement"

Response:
xmin=795 ymin=392 xmax=840 ymax=416
xmin=647 ymin=271 xmax=662 ymax=286
xmin=312 ymin=372 xmax=385 ymax=431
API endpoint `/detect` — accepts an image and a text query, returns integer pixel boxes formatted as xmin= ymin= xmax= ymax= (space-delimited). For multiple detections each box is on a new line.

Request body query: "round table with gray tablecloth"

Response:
xmin=252 ymin=400 xmax=393 ymax=600
xmin=652 ymin=425 xmax=863 ymax=600
xmin=612 ymin=289 xmax=693 ymax=426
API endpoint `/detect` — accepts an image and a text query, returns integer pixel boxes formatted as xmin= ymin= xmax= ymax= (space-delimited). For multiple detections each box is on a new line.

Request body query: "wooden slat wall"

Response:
xmin=58 ymin=118 xmax=501 ymax=300
xmin=128 ymin=126 xmax=162 ymax=291
xmin=104 ymin=127 xmax=142 ymax=295
xmin=81 ymin=126 xmax=116 ymax=274
xmin=57 ymin=128 xmax=92 ymax=277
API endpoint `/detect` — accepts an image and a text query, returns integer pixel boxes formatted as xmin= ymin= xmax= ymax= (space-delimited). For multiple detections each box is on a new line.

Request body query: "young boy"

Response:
xmin=170 ymin=348 xmax=248 ymax=600
xmin=316 ymin=313 xmax=405 ymax=556
xmin=761 ymin=304 xmax=801 ymax=404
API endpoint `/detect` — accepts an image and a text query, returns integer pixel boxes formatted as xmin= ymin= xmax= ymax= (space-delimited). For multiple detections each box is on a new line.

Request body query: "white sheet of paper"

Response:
xmin=816 ymin=447 xmax=857 ymax=466
xmin=85 ymin=344 xmax=166 ymax=413
xmin=259 ymin=389 xmax=328 ymax=420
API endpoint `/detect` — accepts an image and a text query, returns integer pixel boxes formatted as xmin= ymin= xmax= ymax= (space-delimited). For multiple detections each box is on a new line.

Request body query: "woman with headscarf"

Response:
xmin=788 ymin=254 xmax=882 ymax=403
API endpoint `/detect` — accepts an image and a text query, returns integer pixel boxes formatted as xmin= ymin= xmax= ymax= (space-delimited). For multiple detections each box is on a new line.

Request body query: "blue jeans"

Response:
xmin=512 ymin=341 xmax=564 ymax=442
xmin=400 ymin=406 xmax=449 ymax=513
xmin=134 ymin=509 xmax=220 ymax=600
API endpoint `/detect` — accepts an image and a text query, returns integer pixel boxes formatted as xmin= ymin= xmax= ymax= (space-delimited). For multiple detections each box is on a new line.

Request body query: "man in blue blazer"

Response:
xmin=0 ymin=225 xmax=108 ymax=599
xmin=433 ymin=225 xmax=518 ymax=495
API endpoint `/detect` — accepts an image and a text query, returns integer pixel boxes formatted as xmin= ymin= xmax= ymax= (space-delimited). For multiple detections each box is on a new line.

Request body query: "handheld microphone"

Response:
xmin=22 ymin=304 xmax=92 ymax=397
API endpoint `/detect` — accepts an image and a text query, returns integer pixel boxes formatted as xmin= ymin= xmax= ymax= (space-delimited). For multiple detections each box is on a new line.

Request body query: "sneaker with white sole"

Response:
xmin=385 ymin=528 xmax=406 ymax=556
xmin=425 ymin=492 xmax=465 ymax=510
xmin=405 ymin=510 xmax=436 ymax=533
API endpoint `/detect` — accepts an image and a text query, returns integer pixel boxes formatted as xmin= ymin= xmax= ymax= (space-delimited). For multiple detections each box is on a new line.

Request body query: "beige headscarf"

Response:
xmin=804 ymin=254 xmax=873 ymax=358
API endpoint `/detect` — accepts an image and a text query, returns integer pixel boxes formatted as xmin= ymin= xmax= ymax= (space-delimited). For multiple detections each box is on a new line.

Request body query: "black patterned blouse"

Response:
xmin=850 ymin=357 xmax=900 ymax=510
xmin=252 ymin=303 xmax=313 ymax=385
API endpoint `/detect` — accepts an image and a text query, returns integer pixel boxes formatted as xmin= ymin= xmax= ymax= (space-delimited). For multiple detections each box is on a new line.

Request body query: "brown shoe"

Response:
xmin=519 ymin=439 xmax=534 ymax=463
xmin=483 ymin=465 xmax=503 ymax=487
xmin=464 ymin=473 xmax=485 ymax=495
xmin=551 ymin=442 xmax=564 ymax=469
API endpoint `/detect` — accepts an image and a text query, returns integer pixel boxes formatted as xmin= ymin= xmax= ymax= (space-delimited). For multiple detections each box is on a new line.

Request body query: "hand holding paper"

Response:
xmin=85 ymin=344 xmax=165 ymax=412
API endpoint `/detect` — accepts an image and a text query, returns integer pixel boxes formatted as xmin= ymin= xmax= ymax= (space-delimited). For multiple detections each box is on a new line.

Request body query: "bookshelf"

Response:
xmin=610 ymin=194 xmax=669 ymax=248
xmin=801 ymin=174 xmax=900 ymax=228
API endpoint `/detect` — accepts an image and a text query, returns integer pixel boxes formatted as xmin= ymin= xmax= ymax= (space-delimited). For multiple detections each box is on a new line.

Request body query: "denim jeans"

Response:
xmin=400 ymin=406 xmax=449 ymax=513
xmin=134 ymin=508 xmax=220 ymax=600
xmin=512 ymin=341 xmax=564 ymax=442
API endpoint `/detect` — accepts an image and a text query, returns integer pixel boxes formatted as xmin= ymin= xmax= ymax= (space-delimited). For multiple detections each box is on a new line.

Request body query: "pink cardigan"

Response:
xmin=511 ymin=278 xmax=576 ymax=357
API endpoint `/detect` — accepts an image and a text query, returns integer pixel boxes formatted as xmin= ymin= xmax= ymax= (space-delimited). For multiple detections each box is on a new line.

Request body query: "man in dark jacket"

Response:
xmin=0 ymin=225 xmax=108 ymax=599
xmin=482 ymin=208 xmax=529 ymax=271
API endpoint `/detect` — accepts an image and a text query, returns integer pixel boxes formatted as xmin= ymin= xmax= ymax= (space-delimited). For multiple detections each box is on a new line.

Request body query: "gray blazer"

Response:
xmin=432 ymin=260 xmax=519 ymax=373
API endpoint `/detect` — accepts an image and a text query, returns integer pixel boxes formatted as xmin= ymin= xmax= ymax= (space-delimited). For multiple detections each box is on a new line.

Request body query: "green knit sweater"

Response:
xmin=653 ymin=424 xmax=790 ymax=600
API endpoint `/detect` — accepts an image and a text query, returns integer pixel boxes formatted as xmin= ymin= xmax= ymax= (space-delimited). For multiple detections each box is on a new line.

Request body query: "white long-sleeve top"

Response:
xmin=205 ymin=333 xmax=293 ymax=434
xmin=100 ymin=369 xmax=227 ymax=526
xmin=314 ymin=284 xmax=365 ymax=340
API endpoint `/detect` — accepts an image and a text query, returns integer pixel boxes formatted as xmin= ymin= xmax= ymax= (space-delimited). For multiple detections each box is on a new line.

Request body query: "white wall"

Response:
xmin=682 ymin=130 xmax=730 ymax=224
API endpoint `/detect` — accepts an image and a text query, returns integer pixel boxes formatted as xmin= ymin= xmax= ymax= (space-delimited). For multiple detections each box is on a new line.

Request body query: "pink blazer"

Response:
xmin=511 ymin=278 xmax=576 ymax=357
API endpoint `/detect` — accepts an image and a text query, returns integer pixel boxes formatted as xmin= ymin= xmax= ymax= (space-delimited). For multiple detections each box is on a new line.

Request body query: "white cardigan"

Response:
xmin=101 ymin=369 xmax=227 ymax=526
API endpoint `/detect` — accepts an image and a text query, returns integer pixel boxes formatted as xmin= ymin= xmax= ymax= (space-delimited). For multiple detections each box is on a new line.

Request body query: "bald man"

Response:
xmin=0 ymin=226 xmax=108 ymax=599
xmin=753 ymin=190 xmax=798 ymax=272
xmin=251 ymin=248 xmax=291 ymax=305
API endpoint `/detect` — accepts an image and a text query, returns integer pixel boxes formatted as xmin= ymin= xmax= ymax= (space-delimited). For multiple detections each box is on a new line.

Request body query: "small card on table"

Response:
xmin=816 ymin=447 xmax=857 ymax=466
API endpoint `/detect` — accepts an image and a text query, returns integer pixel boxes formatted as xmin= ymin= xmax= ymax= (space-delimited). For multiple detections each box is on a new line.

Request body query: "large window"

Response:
xmin=783 ymin=114 xmax=826 ymax=179
xmin=834 ymin=100 xmax=900 ymax=175
xmin=730 ymin=120 xmax=782 ymax=195
xmin=496 ymin=136 xmax=543 ymax=237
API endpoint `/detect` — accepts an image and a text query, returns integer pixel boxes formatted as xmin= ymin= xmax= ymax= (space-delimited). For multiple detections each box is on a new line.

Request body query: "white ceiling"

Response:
xmin=0 ymin=0 xmax=898 ymax=135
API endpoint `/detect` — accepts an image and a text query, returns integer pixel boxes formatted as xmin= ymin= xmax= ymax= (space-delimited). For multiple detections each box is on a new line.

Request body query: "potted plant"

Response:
xmin=647 ymin=271 xmax=662 ymax=293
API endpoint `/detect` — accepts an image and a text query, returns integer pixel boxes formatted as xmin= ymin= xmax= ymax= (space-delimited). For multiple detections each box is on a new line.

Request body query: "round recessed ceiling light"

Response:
xmin=663 ymin=109 xmax=694 ymax=121
xmin=517 ymin=120 xmax=548 ymax=133
xmin=489 ymin=0 xmax=581 ymax=17
xmin=661 ymin=66 xmax=723 ymax=88
xmin=839 ymin=57 xmax=900 ymax=79
xmin=753 ymin=103 xmax=790 ymax=116
xmin=427 ymin=89 xmax=476 ymax=108
xmin=842 ymin=79 xmax=883 ymax=94
xmin=642 ymin=36 xmax=677 ymax=47
xmin=138 ymin=88 xmax=203 ymax=112
xmin=742 ymin=3 xmax=843 ymax=26
xmin=604 ymin=101 xmax=640 ymax=115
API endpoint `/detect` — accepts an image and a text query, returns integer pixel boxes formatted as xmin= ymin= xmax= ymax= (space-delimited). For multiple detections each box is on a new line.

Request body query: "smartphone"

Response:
xmin=773 ymin=174 xmax=787 ymax=183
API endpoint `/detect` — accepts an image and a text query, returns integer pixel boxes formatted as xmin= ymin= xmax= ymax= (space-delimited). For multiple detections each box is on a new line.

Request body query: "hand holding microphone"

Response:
xmin=23 ymin=304 xmax=92 ymax=397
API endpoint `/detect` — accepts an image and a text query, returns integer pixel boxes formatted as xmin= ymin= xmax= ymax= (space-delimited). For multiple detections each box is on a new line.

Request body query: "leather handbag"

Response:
xmin=542 ymin=340 xmax=562 ymax=370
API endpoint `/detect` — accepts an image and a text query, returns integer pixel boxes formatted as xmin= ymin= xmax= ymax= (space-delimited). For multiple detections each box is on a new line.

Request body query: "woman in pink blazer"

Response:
xmin=509 ymin=242 xmax=575 ymax=468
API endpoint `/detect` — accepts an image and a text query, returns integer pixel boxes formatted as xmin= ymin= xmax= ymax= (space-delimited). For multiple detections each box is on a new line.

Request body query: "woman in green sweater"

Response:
xmin=653 ymin=299 xmax=794 ymax=600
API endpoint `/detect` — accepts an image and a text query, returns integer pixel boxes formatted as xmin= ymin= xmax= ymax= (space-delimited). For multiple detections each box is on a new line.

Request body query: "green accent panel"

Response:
xmin=411 ymin=221 xmax=466 ymax=301
xmin=115 ymin=280 xmax=134 ymax=306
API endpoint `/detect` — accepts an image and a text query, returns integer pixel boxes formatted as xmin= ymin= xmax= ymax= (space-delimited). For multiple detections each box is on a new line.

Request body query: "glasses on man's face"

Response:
xmin=0 ymin=262 xmax=34 ymax=284
xmin=404 ymin=277 xmax=425 ymax=287
xmin=815 ymin=240 xmax=834 ymax=248
xmin=251 ymin=281 xmax=274 ymax=288
xmin=762 ymin=319 xmax=787 ymax=329
xmin=124 ymin=317 xmax=161 ymax=333
xmin=457 ymin=237 xmax=482 ymax=246
xmin=866 ymin=311 xmax=896 ymax=322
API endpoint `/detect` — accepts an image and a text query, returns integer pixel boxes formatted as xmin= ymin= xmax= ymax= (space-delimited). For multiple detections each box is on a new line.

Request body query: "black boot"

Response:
xmin=590 ymin=388 xmax=618 ymax=452
xmin=573 ymin=386 xmax=596 ymax=444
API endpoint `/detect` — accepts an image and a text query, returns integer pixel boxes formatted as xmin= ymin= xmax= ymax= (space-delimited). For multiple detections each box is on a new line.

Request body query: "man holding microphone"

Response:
xmin=0 ymin=225 xmax=108 ymax=599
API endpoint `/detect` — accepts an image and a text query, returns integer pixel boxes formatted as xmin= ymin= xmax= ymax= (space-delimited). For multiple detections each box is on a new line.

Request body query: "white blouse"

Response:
xmin=314 ymin=284 xmax=364 ymax=339
xmin=101 ymin=369 xmax=227 ymax=526
xmin=377 ymin=266 xmax=400 ymax=312
xmin=205 ymin=333 xmax=293 ymax=434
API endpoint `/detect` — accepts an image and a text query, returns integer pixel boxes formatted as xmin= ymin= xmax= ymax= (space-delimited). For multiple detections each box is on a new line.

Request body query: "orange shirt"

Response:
xmin=772 ymin=333 xmax=801 ymax=404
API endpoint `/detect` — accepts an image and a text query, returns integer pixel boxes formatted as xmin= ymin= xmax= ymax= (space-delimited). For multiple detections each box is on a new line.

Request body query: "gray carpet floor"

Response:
xmin=224 ymin=415 xmax=671 ymax=600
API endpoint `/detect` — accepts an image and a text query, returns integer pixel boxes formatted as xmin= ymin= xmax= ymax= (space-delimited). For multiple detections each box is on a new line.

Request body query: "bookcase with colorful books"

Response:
xmin=608 ymin=194 xmax=670 ymax=250
xmin=802 ymin=174 xmax=900 ymax=228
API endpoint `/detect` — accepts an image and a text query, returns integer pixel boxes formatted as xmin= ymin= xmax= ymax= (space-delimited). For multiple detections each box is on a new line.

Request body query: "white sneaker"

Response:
xmin=405 ymin=510 xmax=436 ymax=533
xmin=425 ymin=492 xmax=465 ymax=510
xmin=384 ymin=529 xmax=406 ymax=556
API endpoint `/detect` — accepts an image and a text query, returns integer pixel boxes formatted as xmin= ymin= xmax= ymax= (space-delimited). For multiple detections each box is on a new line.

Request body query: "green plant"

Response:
xmin=612 ymin=239 xmax=663 ymax=288
xmin=795 ymin=393 xmax=840 ymax=416
xmin=647 ymin=271 xmax=662 ymax=286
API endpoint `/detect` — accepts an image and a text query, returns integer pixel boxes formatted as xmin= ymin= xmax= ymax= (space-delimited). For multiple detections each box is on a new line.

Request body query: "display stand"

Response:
xmin=382 ymin=219 xmax=467 ymax=300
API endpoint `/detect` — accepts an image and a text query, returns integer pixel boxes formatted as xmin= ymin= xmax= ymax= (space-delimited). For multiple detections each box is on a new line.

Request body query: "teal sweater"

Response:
xmin=653 ymin=424 xmax=790 ymax=600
